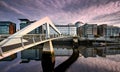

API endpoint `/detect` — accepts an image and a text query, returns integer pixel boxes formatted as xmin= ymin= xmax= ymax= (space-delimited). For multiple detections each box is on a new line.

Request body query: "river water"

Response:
xmin=0 ymin=43 xmax=120 ymax=72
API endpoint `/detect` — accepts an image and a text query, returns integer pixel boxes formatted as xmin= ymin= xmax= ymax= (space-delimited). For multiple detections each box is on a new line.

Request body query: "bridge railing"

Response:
xmin=21 ymin=34 xmax=61 ymax=44
xmin=0 ymin=34 xmax=12 ymax=41
xmin=0 ymin=34 xmax=63 ymax=56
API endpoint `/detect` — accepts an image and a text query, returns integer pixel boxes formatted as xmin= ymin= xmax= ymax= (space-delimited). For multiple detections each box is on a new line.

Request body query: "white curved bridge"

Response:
xmin=0 ymin=17 xmax=70 ymax=59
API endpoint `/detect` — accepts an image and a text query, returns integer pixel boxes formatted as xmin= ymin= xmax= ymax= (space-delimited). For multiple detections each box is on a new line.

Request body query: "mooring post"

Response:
xmin=46 ymin=23 xmax=50 ymax=39
xmin=73 ymin=36 xmax=78 ymax=48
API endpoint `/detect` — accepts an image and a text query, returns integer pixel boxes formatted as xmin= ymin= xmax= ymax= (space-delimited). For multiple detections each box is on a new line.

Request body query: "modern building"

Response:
xmin=98 ymin=24 xmax=120 ymax=37
xmin=75 ymin=23 xmax=120 ymax=38
xmin=76 ymin=26 xmax=83 ymax=37
xmin=50 ymin=24 xmax=76 ymax=35
xmin=0 ymin=21 xmax=16 ymax=34
xmin=82 ymin=23 xmax=97 ymax=38
xmin=97 ymin=24 xmax=107 ymax=37
xmin=106 ymin=25 xmax=114 ymax=37
xmin=19 ymin=19 xmax=44 ymax=34
xmin=75 ymin=21 xmax=84 ymax=36
xmin=111 ymin=26 xmax=120 ymax=36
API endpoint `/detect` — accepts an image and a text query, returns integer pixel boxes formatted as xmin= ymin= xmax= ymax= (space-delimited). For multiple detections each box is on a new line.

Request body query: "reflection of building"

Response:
xmin=21 ymin=45 xmax=42 ymax=62
xmin=54 ymin=48 xmax=72 ymax=56
xmin=0 ymin=21 xmax=16 ymax=34
xmin=82 ymin=24 xmax=97 ymax=38
xmin=50 ymin=24 xmax=76 ymax=35
xmin=0 ymin=54 xmax=17 ymax=61
xmin=19 ymin=19 xmax=44 ymax=34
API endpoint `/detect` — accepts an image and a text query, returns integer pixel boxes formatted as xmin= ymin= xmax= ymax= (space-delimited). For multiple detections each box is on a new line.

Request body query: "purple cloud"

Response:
xmin=0 ymin=0 xmax=120 ymax=27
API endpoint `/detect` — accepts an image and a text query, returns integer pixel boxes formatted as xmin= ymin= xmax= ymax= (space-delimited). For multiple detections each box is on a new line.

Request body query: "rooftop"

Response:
xmin=19 ymin=19 xmax=30 ymax=21
xmin=55 ymin=25 xmax=76 ymax=27
xmin=0 ymin=21 xmax=15 ymax=25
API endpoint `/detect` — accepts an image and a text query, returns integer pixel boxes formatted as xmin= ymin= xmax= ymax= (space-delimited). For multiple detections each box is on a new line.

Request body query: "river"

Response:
xmin=0 ymin=43 xmax=120 ymax=72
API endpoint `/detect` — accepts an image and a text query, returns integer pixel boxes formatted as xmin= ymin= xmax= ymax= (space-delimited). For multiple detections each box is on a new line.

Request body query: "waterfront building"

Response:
xmin=106 ymin=25 xmax=114 ymax=37
xmin=19 ymin=19 xmax=44 ymax=34
xmin=97 ymin=24 xmax=107 ymax=37
xmin=106 ymin=26 xmax=120 ymax=37
xmin=111 ymin=26 xmax=120 ymax=36
xmin=0 ymin=21 xmax=16 ymax=34
xmin=76 ymin=26 xmax=83 ymax=37
xmin=75 ymin=21 xmax=84 ymax=36
xmin=98 ymin=24 xmax=120 ymax=38
xmin=50 ymin=24 xmax=76 ymax=35
xmin=82 ymin=23 xmax=97 ymax=38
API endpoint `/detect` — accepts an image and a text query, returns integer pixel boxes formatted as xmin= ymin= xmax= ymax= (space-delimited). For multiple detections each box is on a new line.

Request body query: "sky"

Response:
xmin=0 ymin=0 xmax=120 ymax=28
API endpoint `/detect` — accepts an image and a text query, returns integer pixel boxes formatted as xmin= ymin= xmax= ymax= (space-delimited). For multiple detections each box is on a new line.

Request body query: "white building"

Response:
xmin=50 ymin=24 xmax=76 ymax=36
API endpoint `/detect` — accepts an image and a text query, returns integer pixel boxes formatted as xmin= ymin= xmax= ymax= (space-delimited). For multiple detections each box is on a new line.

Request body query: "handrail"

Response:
xmin=0 ymin=35 xmax=68 ymax=59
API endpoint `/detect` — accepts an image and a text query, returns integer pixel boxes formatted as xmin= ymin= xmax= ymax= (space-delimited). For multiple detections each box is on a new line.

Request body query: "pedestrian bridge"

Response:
xmin=0 ymin=17 xmax=71 ymax=59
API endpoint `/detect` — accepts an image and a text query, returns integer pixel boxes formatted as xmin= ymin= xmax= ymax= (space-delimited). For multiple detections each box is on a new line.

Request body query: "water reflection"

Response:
xmin=0 ymin=53 xmax=17 ymax=61
xmin=20 ymin=45 xmax=43 ymax=63
xmin=79 ymin=46 xmax=120 ymax=58
xmin=0 ymin=43 xmax=120 ymax=72
xmin=54 ymin=48 xmax=79 ymax=72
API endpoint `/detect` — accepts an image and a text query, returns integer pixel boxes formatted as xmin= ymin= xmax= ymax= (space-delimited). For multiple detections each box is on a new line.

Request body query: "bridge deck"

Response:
xmin=0 ymin=36 xmax=70 ymax=59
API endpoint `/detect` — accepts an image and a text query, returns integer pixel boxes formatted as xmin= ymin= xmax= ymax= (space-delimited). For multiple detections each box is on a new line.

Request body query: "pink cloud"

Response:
xmin=0 ymin=0 xmax=120 ymax=27
xmin=0 ymin=1 xmax=30 ymax=18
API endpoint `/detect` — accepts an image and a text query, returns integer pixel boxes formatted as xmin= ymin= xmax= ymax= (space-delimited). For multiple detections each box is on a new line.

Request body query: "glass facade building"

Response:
xmin=0 ymin=21 xmax=16 ymax=34
xmin=82 ymin=24 xmax=97 ymax=38
xmin=98 ymin=24 xmax=120 ymax=38
xmin=98 ymin=24 xmax=107 ymax=37
xmin=19 ymin=19 xmax=43 ymax=34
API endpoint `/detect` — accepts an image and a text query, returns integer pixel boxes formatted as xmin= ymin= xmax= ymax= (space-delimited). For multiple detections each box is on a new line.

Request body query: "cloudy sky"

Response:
xmin=0 ymin=0 xmax=120 ymax=28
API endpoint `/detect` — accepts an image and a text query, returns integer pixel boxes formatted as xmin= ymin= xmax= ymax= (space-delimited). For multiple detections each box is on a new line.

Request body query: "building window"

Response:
xmin=0 ymin=26 xmax=9 ymax=34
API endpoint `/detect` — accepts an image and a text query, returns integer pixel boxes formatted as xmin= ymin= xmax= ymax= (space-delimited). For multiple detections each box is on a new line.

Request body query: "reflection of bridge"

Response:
xmin=0 ymin=17 xmax=71 ymax=59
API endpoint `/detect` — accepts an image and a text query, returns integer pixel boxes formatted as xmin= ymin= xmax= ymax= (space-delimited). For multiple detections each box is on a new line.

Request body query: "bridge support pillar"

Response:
xmin=42 ymin=40 xmax=55 ymax=72
xmin=46 ymin=23 xmax=50 ymax=39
